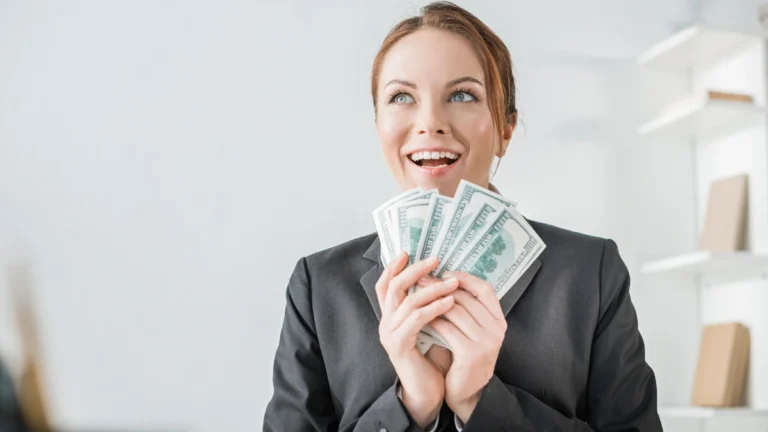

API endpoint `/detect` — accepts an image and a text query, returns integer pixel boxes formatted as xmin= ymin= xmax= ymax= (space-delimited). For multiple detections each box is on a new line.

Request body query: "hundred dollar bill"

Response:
xmin=388 ymin=189 xmax=437 ymax=254
xmin=452 ymin=207 xmax=545 ymax=299
xmin=393 ymin=198 xmax=432 ymax=265
xmin=429 ymin=180 xmax=515 ymax=266
xmin=413 ymin=194 xmax=453 ymax=265
xmin=407 ymin=193 xmax=452 ymax=298
xmin=434 ymin=202 xmax=497 ymax=276
xmin=388 ymin=189 xmax=436 ymax=225
xmin=373 ymin=188 xmax=423 ymax=265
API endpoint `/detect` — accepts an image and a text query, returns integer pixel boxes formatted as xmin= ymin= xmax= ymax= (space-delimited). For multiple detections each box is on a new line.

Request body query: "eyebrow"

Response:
xmin=384 ymin=76 xmax=484 ymax=89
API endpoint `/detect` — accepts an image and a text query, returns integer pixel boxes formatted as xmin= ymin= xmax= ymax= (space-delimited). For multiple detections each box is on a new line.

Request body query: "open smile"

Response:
xmin=405 ymin=149 xmax=462 ymax=176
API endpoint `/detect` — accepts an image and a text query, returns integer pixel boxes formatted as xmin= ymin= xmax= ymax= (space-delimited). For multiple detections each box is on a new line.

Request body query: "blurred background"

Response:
xmin=2 ymin=0 xmax=768 ymax=431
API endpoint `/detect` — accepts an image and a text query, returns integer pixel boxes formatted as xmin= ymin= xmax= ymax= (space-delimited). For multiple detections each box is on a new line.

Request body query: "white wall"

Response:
xmin=1 ymin=1 xmax=765 ymax=431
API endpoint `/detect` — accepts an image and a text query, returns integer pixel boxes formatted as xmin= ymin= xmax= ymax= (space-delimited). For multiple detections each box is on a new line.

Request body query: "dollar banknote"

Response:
xmin=429 ymin=180 xmax=515 ymax=266
xmin=373 ymin=188 xmax=424 ymax=265
xmin=393 ymin=198 xmax=433 ymax=266
xmin=373 ymin=180 xmax=545 ymax=353
xmin=452 ymin=207 xmax=544 ymax=299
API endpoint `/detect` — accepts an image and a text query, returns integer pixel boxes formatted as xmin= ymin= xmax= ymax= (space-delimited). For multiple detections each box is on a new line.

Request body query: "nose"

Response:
xmin=416 ymin=101 xmax=450 ymax=136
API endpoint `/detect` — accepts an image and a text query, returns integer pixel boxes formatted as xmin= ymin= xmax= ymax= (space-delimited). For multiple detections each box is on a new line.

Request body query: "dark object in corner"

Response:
xmin=0 ymin=355 xmax=30 ymax=432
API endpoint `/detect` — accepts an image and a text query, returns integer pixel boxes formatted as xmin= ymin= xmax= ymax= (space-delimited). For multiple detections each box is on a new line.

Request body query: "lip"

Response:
xmin=404 ymin=147 xmax=463 ymax=178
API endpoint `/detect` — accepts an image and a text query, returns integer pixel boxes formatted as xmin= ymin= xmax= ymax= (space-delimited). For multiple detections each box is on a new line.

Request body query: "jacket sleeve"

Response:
xmin=263 ymin=257 xmax=431 ymax=432
xmin=461 ymin=239 xmax=663 ymax=431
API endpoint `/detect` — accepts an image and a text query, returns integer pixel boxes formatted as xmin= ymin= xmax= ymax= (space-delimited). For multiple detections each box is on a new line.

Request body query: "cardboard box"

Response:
xmin=699 ymin=174 xmax=749 ymax=252
xmin=691 ymin=322 xmax=750 ymax=407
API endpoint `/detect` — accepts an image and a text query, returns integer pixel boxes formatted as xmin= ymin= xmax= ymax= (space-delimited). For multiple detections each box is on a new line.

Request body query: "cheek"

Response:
xmin=376 ymin=111 xmax=411 ymax=159
xmin=454 ymin=110 xmax=496 ymax=157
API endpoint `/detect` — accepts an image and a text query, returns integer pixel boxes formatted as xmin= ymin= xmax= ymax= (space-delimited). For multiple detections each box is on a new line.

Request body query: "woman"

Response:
xmin=263 ymin=2 xmax=662 ymax=431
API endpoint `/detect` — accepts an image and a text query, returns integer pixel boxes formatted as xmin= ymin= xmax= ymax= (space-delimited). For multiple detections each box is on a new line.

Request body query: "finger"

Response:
xmin=443 ymin=271 xmax=504 ymax=321
xmin=385 ymin=257 xmax=440 ymax=314
xmin=441 ymin=303 xmax=483 ymax=341
xmin=390 ymin=277 xmax=459 ymax=328
xmin=428 ymin=316 xmax=471 ymax=351
xmin=416 ymin=274 xmax=442 ymax=287
xmin=452 ymin=289 xmax=497 ymax=330
xmin=397 ymin=295 xmax=454 ymax=342
xmin=376 ymin=251 xmax=408 ymax=316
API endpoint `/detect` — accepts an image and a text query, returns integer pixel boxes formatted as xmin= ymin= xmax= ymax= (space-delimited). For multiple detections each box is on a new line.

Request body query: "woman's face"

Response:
xmin=375 ymin=28 xmax=512 ymax=197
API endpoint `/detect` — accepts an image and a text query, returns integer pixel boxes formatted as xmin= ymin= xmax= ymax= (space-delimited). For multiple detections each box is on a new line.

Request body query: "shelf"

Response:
xmin=637 ymin=25 xmax=765 ymax=69
xmin=641 ymin=251 xmax=768 ymax=279
xmin=659 ymin=405 xmax=768 ymax=418
xmin=637 ymin=99 xmax=766 ymax=139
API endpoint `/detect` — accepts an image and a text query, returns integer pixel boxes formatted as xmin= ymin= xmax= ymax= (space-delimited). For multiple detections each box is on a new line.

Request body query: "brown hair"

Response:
xmin=371 ymin=1 xmax=517 ymax=142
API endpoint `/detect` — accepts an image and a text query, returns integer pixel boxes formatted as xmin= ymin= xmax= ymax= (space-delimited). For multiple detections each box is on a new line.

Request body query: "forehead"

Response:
xmin=378 ymin=28 xmax=485 ymax=85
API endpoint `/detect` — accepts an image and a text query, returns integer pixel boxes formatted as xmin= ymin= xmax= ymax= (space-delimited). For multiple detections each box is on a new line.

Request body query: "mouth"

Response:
xmin=406 ymin=150 xmax=462 ymax=169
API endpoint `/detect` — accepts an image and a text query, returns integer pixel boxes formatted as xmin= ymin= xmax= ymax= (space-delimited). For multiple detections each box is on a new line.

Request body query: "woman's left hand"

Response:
xmin=428 ymin=271 xmax=508 ymax=424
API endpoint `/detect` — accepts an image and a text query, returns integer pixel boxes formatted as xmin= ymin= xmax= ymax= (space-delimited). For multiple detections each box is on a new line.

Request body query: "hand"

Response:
xmin=376 ymin=252 xmax=459 ymax=428
xmin=428 ymin=271 xmax=507 ymax=424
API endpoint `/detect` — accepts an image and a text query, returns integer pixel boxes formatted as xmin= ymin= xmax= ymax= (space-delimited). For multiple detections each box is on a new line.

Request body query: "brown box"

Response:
xmin=699 ymin=174 xmax=749 ymax=252
xmin=691 ymin=322 xmax=750 ymax=407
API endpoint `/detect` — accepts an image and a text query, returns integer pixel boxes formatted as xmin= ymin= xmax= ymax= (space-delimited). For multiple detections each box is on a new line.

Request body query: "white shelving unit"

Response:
xmin=641 ymin=251 xmax=768 ymax=280
xmin=637 ymin=25 xmax=764 ymax=69
xmin=636 ymin=23 xmax=768 ymax=432
xmin=638 ymin=99 xmax=766 ymax=139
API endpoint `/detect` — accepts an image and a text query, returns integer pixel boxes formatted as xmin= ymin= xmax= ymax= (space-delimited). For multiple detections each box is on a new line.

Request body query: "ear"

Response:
xmin=496 ymin=115 xmax=516 ymax=158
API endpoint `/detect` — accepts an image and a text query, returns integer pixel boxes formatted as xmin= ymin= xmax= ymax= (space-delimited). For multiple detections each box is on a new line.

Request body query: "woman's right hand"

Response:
xmin=376 ymin=251 xmax=459 ymax=429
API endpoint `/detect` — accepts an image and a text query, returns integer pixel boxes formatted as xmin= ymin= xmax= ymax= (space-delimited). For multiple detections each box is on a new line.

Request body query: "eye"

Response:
xmin=450 ymin=91 xmax=477 ymax=103
xmin=390 ymin=93 xmax=415 ymax=104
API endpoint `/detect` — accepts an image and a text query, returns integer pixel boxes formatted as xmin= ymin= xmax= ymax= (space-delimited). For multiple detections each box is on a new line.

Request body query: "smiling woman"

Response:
xmin=372 ymin=16 xmax=514 ymax=196
xmin=263 ymin=2 xmax=663 ymax=431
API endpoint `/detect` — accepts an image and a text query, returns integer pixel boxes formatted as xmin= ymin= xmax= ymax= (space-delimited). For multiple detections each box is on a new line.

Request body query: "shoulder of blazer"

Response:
xmin=302 ymin=231 xmax=378 ymax=275
xmin=526 ymin=218 xmax=609 ymax=258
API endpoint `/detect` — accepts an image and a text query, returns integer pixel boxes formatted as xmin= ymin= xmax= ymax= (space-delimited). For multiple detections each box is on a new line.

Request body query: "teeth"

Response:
xmin=409 ymin=151 xmax=460 ymax=162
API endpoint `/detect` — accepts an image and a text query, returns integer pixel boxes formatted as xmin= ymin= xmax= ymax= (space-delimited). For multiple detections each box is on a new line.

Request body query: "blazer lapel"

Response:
xmin=500 ymin=259 xmax=541 ymax=317
xmin=360 ymin=235 xmax=384 ymax=320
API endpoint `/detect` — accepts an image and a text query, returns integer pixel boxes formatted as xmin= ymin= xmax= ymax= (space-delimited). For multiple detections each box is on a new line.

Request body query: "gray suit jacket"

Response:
xmin=263 ymin=220 xmax=663 ymax=431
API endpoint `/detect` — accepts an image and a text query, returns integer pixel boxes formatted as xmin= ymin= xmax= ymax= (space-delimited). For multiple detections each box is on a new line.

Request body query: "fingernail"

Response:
xmin=444 ymin=277 xmax=458 ymax=285
xmin=442 ymin=296 xmax=454 ymax=304
xmin=429 ymin=257 xmax=439 ymax=264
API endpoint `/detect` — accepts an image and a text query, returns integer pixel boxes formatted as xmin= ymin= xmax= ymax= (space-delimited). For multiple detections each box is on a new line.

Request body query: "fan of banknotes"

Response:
xmin=373 ymin=180 xmax=546 ymax=353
